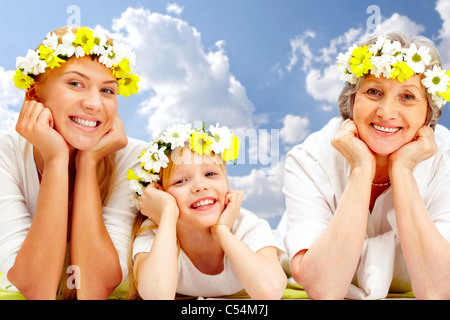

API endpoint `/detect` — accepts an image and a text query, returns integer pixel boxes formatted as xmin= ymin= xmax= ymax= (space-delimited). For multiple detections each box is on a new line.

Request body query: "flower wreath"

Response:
xmin=13 ymin=26 xmax=139 ymax=97
xmin=127 ymin=123 xmax=241 ymax=209
xmin=337 ymin=35 xmax=450 ymax=109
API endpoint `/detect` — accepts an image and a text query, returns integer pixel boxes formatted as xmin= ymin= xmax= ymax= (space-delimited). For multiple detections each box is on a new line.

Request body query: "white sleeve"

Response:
xmin=282 ymin=147 xmax=335 ymax=261
xmin=131 ymin=219 xmax=156 ymax=259
xmin=0 ymin=147 xmax=31 ymax=277
xmin=232 ymin=208 xmax=285 ymax=258
xmin=102 ymin=138 xmax=146 ymax=283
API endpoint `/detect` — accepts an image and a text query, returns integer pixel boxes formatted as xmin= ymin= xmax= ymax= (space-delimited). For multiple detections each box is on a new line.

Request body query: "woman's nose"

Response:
xmin=376 ymin=95 xmax=399 ymax=120
xmin=81 ymin=90 xmax=103 ymax=112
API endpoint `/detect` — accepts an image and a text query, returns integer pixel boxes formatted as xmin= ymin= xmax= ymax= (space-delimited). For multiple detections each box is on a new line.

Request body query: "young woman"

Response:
xmin=0 ymin=26 xmax=144 ymax=299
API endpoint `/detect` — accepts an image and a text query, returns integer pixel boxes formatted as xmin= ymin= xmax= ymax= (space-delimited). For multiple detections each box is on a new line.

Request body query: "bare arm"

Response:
xmin=389 ymin=126 xmax=450 ymax=299
xmin=134 ymin=184 xmax=179 ymax=299
xmin=211 ymin=190 xmax=287 ymax=299
xmin=212 ymin=225 xmax=287 ymax=300
xmin=291 ymin=119 xmax=375 ymax=299
xmin=8 ymin=101 xmax=70 ymax=299
xmin=71 ymin=115 xmax=127 ymax=299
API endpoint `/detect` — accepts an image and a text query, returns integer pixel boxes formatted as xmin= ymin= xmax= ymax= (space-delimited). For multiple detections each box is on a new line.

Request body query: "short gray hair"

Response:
xmin=337 ymin=31 xmax=442 ymax=129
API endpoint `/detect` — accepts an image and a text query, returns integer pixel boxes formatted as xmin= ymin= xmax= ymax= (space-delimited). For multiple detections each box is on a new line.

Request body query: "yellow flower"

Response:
xmin=113 ymin=59 xmax=131 ymax=79
xmin=222 ymin=135 xmax=240 ymax=162
xmin=190 ymin=132 xmax=213 ymax=156
xmin=117 ymin=73 xmax=140 ymax=97
xmin=13 ymin=69 xmax=34 ymax=90
xmin=73 ymin=27 xmax=96 ymax=55
xmin=126 ymin=168 xmax=139 ymax=181
xmin=438 ymin=70 xmax=450 ymax=101
xmin=390 ymin=61 xmax=414 ymax=82
xmin=350 ymin=46 xmax=373 ymax=78
xmin=38 ymin=45 xmax=65 ymax=69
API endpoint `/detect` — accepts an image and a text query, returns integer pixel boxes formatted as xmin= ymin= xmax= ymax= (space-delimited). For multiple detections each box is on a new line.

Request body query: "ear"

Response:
xmin=25 ymin=85 xmax=39 ymax=101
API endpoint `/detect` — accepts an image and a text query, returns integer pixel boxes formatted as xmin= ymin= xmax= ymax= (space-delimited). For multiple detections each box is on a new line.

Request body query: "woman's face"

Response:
xmin=34 ymin=55 xmax=118 ymax=151
xmin=164 ymin=149 xmax=229 ymax=229
xmin=353 ymin=74 xmax=428 ymax=156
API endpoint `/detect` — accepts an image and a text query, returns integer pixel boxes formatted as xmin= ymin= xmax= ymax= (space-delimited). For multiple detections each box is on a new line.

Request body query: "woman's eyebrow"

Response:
xmin=63 ymin=70 xmax=118 ymax=85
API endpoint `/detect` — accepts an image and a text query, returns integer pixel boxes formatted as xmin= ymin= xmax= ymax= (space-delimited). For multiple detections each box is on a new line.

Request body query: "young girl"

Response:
xmin=127 ymin=124 xmax=287 ymax=299
xmin=0 ymin=26 xmax=144 ymax=299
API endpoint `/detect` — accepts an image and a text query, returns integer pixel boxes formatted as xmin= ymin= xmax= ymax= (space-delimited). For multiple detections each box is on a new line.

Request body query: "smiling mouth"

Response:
xmin=70 ymin=116 xmax=99 ymax=128
xmin=371 ymin=123 xmax=401 ymax=133
xmin=191 ymin=198 xmax=216 ymax=209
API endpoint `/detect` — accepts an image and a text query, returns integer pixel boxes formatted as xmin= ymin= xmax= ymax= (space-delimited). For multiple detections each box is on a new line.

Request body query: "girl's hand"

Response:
xmin=389 ymin=125 xmax=437 ymax=173
xmin=331 ymin=119 xmax=376 ymax=177
xmin=213 ymin=190 xmax=244 ymax=230
xmin=140 ymin=182 xmax=179 ymax=225
xmin=15 ymin=99 xmax=69 ymax=163
xmin=76 ymin=115 xmax=128 ymax=166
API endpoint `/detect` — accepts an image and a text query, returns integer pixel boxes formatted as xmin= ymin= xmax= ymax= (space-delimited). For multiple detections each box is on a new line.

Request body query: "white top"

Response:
xmin=133 ymin=208 xmax=284 ymax=297
xmin=276 ymin=117 xmax=450 ymax=299
xmin=0 ymin=131 xmax=146 ymax=290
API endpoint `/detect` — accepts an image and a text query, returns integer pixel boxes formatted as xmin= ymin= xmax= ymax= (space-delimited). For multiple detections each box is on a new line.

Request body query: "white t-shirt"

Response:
xmin=133 ymin=208 xmax=284 ymax=297
xmin=276 ymin=117 xmax=450 ymax=299
xmin=0 ymin=131 xmax=146 ymax=290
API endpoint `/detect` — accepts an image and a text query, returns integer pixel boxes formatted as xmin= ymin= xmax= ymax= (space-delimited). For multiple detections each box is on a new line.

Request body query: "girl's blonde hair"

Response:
xmin=26 ymin=26 xmax=117 ymax=300
xmin=126 ymin=146 xmax=227 ymax=299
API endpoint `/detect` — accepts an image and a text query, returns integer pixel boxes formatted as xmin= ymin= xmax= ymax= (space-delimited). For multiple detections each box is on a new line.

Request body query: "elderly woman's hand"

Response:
xmin=331 ymin=119 xmax=376 ymax=177
xmin=389 ymin=125 xmax=438 ymax=173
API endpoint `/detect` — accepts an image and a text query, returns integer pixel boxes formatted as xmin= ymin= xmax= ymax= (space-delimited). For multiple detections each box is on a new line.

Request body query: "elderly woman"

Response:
xmin=278 ymin=32 xmax=450 ymax=299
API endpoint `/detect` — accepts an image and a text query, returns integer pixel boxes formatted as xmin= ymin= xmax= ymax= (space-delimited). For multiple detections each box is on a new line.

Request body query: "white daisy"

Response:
xmin=403 ymin=43 xmax=431 ymax=74
xmin=128 ymin=179 xmax=144 ymax=196
xmin=369 ymin=35 xmax=387 ymax=54
xmin=422 ymin=65 xmax=450 ymax=95
xmin=42 ymin=32 xmax=60 ymax=51
xmin=129 ymin=193 xmax=141 ymax=210
xmin=160 ymin=123 xmax=193 ymax=149
xmin=17 ymin=49 xmax=47 ymax=75
xmin=136 ymin=168 xmax=160 ymax=183
xmin=209 ymin=124 xmax=232 ymax=154
xmin=139 ymin=143 xmax=170 ymax=173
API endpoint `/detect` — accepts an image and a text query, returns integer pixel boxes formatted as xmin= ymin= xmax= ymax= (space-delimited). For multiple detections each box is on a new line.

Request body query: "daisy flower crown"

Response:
xmin=127 ymin=123 xmax=241 ymax=209
xmin=13 ymin=26 xmax=139 ymax=97
xmin=337 ymin=35 xmax=450 ymax=109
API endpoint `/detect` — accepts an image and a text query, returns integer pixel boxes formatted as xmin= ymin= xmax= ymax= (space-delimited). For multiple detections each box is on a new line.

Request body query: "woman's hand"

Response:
xmin=212 ymin=190 xmax=244 ymax=231
xmin=15 ymin=99 xmax=69 ymax=163
xmin=331 ymin=119 xmax=376 ymax=177
xmin=389 ymin=125 xmax=437 ymax=174
xmin=140 ymin=182 xmax=179 ymax=225
xmin=76 ymin=115 xmax=128 ymax=166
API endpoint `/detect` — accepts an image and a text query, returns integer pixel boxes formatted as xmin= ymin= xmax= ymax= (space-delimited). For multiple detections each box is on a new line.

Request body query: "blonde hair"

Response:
xmin=126 ymin=146 xmax=227 ymax=299
xmin=26 ymin=26 xmax=117 ymax=300
xmin=338 ymin=31 xmax=443 ymax=129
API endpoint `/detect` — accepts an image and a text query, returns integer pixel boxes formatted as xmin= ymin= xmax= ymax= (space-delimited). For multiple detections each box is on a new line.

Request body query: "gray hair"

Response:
xmin=337 ymin=31 xmax=442 ymax=129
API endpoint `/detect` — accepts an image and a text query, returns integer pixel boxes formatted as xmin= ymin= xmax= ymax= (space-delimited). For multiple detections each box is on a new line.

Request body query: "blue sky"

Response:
xmin=1 ymin=0 xmax=450 ymax=226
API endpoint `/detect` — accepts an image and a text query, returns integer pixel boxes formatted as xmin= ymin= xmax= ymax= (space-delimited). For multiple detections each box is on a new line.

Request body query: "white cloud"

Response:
xmin=229 ymin=159 xmax=285 ymax=221
xmin=110 ymin=7 xmax=258 ymax=138
xmin=286 ymin=13 xmax=427 ymax=107
xmin=0 ymin=67 xmax=22 ymax=133
xmin=305 ymin=65 xmax=343 ymax=104
xmin=279 ymin=114 xmax=310 ymax=145
xmin=436 ymin=0 xmax=450 ymax=68
xmin=166 ymin=3 xmax=184 ymax=15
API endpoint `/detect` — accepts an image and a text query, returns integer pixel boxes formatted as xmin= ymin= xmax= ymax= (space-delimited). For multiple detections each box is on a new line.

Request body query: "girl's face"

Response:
xmin=353 ymin=74 xmax=428 ymax=156
xmin=164 ymin=149 xmax=229 ymax=229
xmin=34 ymin=55 xmax=118 ymax=151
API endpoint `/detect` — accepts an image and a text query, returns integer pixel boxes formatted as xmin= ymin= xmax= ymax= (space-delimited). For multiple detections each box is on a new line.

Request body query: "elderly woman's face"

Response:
xmin=352 ymin=74 xmax=428 ymax=157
